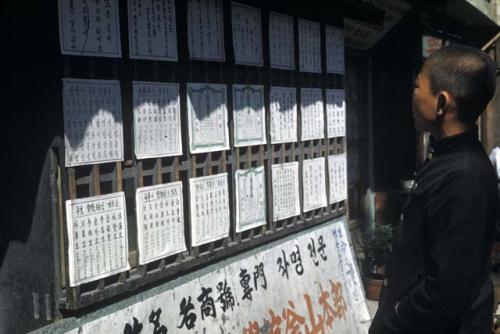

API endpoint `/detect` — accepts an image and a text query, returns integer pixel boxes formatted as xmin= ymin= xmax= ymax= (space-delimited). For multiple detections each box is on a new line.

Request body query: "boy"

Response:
xmin=369 ymin=45 xmax=498 ymax=333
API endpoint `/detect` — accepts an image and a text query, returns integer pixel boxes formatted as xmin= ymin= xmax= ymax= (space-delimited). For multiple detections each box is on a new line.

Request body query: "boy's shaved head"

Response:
xmin=422 ymin=45 xmax=496 ymax=124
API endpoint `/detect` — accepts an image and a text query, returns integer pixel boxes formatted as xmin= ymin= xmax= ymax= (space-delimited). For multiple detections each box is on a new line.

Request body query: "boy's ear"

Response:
xmin=437 ymin=94 xmax=446 ymax=111
xmin=436 ymin=92 xmax=453 ymax=116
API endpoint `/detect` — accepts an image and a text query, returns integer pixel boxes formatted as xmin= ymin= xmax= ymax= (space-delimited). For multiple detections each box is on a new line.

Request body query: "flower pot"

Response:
xmin=364 ymin=275 xmax=384 ymax=301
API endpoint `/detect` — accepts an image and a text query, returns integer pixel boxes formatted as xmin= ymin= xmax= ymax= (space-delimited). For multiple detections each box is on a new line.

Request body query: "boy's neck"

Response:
xmin=432 ymin=121 xmax=471 ymax=140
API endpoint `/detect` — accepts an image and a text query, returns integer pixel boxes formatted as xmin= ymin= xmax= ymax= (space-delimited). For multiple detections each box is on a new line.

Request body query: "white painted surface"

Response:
xmin=49 ymin=218 xmax=370 ymax=334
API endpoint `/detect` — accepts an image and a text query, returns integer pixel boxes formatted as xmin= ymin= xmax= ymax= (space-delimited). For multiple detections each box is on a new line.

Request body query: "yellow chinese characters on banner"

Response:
xmin=243 ymin=278 xmax=348 ymax=334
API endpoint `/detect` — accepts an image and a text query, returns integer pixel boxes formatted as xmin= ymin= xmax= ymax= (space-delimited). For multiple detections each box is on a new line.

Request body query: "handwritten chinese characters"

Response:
xmin=133 ymin=82 xmax=182 ymax=159
xmin=187 ymin=83 xmax=229 ymax=153
xmin=65 ymin=192 xmax=129 ymax=287
xmin=269 ymin=12 xmax=295 ymax=70
xmin=272 ymin=162 xmax=300 ymax=221
xmin=187 ymin=0 xmax=225 ymax=61
xmin=189 ymin=173 xmax=230 ymax=246
xmin=326 ymin=89 xmax=346 ymax=138
xmin=231 ymin=3 xmax=263 ymax=66
xmin=326 ymin=25 xmax=345 ymax=74
xmin=298 ymin=19 xmax=321 ymax=73
xmin=328 ymin=153 xmax=347 ymax=204
xmin=303 ymin=157 xmax=327 ymax=212
xmin=235 ymin=167 xmax=266 ymax=233
xmin=301 ymin=88 xmax=325 ymax=141
xmin=58 ymin=0 xmax=122 ymax=57
xmin=136 ymin=182 xmax=186 ymax=265
xmin=127 ymin=0 xmax=178 ymax=61
xmin=270 ymin=86 xmax=297 ymax=144
xmin=62 ymin=78 xmax=123 ymax=167
xmin=233 ymin=84 xmax=266 ymax=147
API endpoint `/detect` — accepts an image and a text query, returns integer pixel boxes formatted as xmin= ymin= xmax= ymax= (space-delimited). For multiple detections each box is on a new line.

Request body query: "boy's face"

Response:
xmin=412 ymin=70 xmax=438 ymax=133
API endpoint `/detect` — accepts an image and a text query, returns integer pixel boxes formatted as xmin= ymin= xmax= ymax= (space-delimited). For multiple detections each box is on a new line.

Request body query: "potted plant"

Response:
xmin=361 ymin=223 xmax=393 ymax=301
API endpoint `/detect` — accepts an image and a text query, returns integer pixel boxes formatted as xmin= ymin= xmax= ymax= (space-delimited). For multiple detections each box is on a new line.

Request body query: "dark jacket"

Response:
xmin=370 ymin=128 xmax=499 ymax=333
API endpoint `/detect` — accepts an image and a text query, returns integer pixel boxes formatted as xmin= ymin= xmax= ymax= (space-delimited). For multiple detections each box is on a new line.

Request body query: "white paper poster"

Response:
xmin=58 ymin=0 xmax=122 ymax=57
xmin=187 ymin=0 xmax=225 ymax=61
xmin=329 ymin=153 xmax=348 ymax=204
xmin=62 ymin=78 xmax=124 ymax=167
xmin=298 ymin=19 xmax=321 ymax=73
xmin=65 ymin=192 xmax=130 ymax=287
xmin=270 ymin=86 xmax=297 ymax=144
xmin=272 ymin=162 xmax=300 ymax=221
xmin=127 ymin=0 xmax=178 ymax=61
xmin=232 ymin=3 xmax=263 ymax=66
xmin=187 ymin=83 xmax=229 ymax=153
xmin=303 ymin=157 xmax=327 ymax=212
xmin=51 ymin=218 xmax=371 ymax=334
xmin=233 ymin=84 xmax=266 ymax=147
xmin=235 ymin=167 xmax=266 ymax=232
xmin=326 ymin=89 xmax=346 ymax=138
xmin=133 ymin=82 xmax=182 ymax=159
xmin=301 ymin=88 xmax=325 ymax=141
xmin=189 ymin=173 xmax=230 ymax=246
xmin=136 ymin=182 xmax=186 ymax=265
xmin=326 ymin=26 xmax=345 ymax=74
xmin=269 ymin=12 xmax=295 ymax=70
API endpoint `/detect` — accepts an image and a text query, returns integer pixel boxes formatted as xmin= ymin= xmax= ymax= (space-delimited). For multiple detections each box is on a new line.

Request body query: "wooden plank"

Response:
xmin=220 ymin=150 xmax=228 ymax=247
xmin=258 ymin=145 xmax=267 ymax=236
xmin=68 ymin=168 xmax=77 ymax=200
xmin=235 ymin=148 xmax=241 ymax=243
xmin=269 ymin=143 xmax=275 ymax=232
xmin=247 ymin=147 xmax=252 ymax=168
xmin=115 ymin=161 xmax=123 ymax=192
xmin=67 ymin=167 xmax=79 ymax=306
xmin=156 ymin=158 xmax=163 ymax=184
xmin=207 ymin=153 xmax=212 ymax=176
xmin=90 ymin=165 xmax=101 ymax=196
xmin=191 ymin=154 xmax=199 ymax=258
xmin=115 ymin=161 xmax=126 ymax=283
xmin=138 ymin=161 xmax=144 ymax=188
xmin=221 ymin=151 xmax=227 ymax=173
xmin=173 ymin=157 xmax=180 ymax=181
xmin=56 ymin=165 xmax=67 ymax=292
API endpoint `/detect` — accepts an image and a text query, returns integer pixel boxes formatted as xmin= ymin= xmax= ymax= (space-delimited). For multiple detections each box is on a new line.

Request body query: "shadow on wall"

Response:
xmin=0 ymin=67 xmax=61 ymax=333
xmin=0 ymin=1 xmax=63 ymax=332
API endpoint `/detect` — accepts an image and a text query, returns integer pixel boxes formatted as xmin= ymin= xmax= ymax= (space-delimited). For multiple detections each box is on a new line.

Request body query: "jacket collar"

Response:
xmin=429 ymin=125 xmax=479 ymax=157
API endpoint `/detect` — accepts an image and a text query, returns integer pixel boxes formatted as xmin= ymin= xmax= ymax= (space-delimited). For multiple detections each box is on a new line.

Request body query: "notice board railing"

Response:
xmin=54 ymin=0 xmax=346 ymax=311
